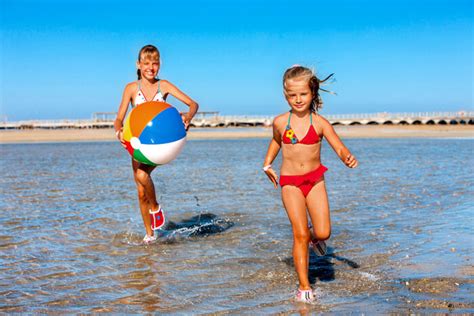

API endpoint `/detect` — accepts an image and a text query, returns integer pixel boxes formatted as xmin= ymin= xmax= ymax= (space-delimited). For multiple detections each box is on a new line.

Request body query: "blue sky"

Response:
xmin=1 ymin=0 xmax=472 ymax=120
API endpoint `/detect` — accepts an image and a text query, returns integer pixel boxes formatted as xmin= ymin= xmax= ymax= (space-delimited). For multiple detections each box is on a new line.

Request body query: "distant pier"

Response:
xmin=1 ymin=111 xmax=473 ymax=130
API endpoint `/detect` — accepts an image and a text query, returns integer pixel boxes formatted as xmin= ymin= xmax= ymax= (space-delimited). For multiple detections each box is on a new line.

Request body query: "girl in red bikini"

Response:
xmin=114 ymin=45 xmax=199 ymax=244
xmin=263 ymin=65 xmax=358 ymax=303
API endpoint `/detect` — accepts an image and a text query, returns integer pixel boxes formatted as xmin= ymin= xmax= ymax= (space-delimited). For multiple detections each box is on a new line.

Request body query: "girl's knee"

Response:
xmin=134 ymin=169 xmax=150 ymax=185
xmin=314 ymin=228 xmax=331 ymax=241
xmin=293 ymin=229 xmax=311 ymax=244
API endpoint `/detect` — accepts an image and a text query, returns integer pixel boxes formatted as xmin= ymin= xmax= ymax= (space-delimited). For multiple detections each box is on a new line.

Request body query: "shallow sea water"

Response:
xmin=1 ymin=138 xmax=473 ymax=313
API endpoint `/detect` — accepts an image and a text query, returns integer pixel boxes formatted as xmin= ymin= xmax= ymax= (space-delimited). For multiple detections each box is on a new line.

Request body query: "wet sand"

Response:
xmin=0 ymin=125 xmax=473 ymax=143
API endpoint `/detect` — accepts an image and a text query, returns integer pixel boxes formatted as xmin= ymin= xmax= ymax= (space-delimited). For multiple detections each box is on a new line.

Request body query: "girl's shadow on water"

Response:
xmin=151 ymin=197 xmax=234 ymax=243
xmin=156 ymin=213 xmax=234 ymax=242
xmin=284 ymin=247 xmax=360 ymax=283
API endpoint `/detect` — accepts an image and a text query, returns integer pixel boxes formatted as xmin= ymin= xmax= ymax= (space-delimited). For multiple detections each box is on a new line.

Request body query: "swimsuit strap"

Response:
xmin=288 ymin=111 xmax=313 ymax=127
xmin=132 ymin=81 xmax=142 ymax=107
xmin=138 ymin=79 xmax=161 ymax=93
xmin=287 ymin=111 xmax=292 ymax=128
xmin=157 ymin=79 xmax=162 ymax=95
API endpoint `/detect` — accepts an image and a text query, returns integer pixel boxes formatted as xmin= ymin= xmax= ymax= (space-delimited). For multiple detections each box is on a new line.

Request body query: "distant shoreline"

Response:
xmin=0 ymin=125 xmax=473 ymax=144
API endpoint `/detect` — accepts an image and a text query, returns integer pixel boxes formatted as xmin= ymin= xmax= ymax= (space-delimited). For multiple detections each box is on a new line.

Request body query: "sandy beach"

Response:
xmin=0 ymin=125 xmax=473 ymax=144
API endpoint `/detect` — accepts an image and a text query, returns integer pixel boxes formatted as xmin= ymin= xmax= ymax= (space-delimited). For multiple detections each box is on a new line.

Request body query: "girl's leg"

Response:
xmin=306 ymin=179 xmax=331 ymax=241
xmin=135 ymin=181 xmax=154 ymax=237
xmin=281 ymin=185 xmax=311 ymax=290
xmin=132 ymin=160 xmax=158 ymax=236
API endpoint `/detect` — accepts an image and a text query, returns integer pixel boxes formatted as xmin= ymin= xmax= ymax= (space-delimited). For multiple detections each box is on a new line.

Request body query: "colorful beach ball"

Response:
xmin=122 ymin=101 xmax=186 ymax=166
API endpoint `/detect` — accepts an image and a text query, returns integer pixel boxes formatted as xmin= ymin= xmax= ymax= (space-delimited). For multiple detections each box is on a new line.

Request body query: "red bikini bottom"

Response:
xmin=280 ymin=165 xmax=328 ymax=197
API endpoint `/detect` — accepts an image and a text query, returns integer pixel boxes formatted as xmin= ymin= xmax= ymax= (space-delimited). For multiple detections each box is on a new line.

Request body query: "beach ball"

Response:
xmin=122 ymin=101 xmax=186 ymax=166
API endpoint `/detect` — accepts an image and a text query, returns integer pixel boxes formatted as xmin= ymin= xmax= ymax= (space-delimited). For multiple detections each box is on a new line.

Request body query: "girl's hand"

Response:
xmin=116 ymin=129 xmax=126 ymax=148
xmin=180 ymin=112 xmax=190 ymax=131
xmin=345 ymin=154 xmax=358 ymax=168
xmin=264 ymin=167 xmax=279 ymax=188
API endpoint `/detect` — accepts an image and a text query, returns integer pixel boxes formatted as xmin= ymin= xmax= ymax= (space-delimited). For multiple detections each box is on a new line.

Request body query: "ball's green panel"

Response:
xmin=133 ymin=149 xmax=157 ymax=166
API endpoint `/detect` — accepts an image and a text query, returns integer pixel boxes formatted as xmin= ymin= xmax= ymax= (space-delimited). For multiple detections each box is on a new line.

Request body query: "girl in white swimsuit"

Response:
xmin=114 ymin=45 xmax=199 ymax=244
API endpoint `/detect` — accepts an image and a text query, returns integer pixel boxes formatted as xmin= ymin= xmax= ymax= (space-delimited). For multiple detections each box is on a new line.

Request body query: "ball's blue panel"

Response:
xmin=138 ymin=107 xmax=186 ymax=145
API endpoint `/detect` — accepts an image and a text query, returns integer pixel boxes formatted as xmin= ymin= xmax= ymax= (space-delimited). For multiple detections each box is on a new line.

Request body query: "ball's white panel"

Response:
xmin=138 ymin=137 xmax=187 ymax=165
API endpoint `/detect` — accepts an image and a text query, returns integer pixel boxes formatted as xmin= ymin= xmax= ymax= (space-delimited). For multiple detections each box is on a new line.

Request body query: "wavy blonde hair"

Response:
xmin=137 ymin=45 xmax=160 ymax=80
xmin=283 ymin=65 xmax=335 ymax=112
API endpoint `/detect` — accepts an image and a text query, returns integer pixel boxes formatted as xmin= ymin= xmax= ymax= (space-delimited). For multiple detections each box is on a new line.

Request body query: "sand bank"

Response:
xmin=0 ymin=125 xmax=473 ymax=144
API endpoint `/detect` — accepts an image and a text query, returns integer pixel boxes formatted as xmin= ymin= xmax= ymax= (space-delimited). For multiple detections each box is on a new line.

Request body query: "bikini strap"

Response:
xmin=312 ymin=112 xmax=322 ymax=139
xmin=157 ymin=79 xmax=161 ymax=95
xmin=132 ymin=81 xmax=141 ymax=107
xmin=310 ymin=112 xmax=313 ymax=125
xmin=286 ymin=111 xmax=292 ymax=128
xmin=137 ymin=80 xmax=141 ymax=91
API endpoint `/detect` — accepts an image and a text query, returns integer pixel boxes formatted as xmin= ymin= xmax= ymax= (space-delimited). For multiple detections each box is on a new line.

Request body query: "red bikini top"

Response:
xmin=282 ymin=112 xmax=321 ymax=145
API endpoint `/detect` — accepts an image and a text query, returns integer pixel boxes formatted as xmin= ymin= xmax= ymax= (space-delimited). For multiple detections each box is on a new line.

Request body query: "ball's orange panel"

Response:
xmin=129 ymin=101 xmax=171 ymax=136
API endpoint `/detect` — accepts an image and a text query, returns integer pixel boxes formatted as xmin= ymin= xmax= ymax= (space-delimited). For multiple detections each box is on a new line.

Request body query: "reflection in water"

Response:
xmin=1 ymin=139 xmax=473 ymax=313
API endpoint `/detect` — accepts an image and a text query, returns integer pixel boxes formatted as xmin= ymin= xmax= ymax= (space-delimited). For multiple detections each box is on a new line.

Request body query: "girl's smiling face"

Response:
xmin=137 ymin=54 xmax=160 ymax=80
xmin=284 ymin=77 xmax=313 ymax=113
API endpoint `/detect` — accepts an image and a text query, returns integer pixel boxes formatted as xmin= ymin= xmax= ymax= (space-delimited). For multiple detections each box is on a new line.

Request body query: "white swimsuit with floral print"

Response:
xmin=133 ymin=80 xmax=164 ymax=107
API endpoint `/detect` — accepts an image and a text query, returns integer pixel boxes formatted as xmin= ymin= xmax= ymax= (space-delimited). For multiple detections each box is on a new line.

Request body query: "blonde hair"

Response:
xmin=283 ymin=65 xmax=334 ymax=112
xmin=137 ymin=45 xmax=160 ymax=80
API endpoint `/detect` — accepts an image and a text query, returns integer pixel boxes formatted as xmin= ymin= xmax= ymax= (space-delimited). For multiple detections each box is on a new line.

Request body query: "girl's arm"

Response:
xmin=114 ymin=83 xmax=134 ymax=143
xmin=263 ymin=117 xmax=283 ymax=188
xmin=320 ymin=116 xmax=358 ymax=168
xmin=161 ymin=80 xmax=199 ymax=130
